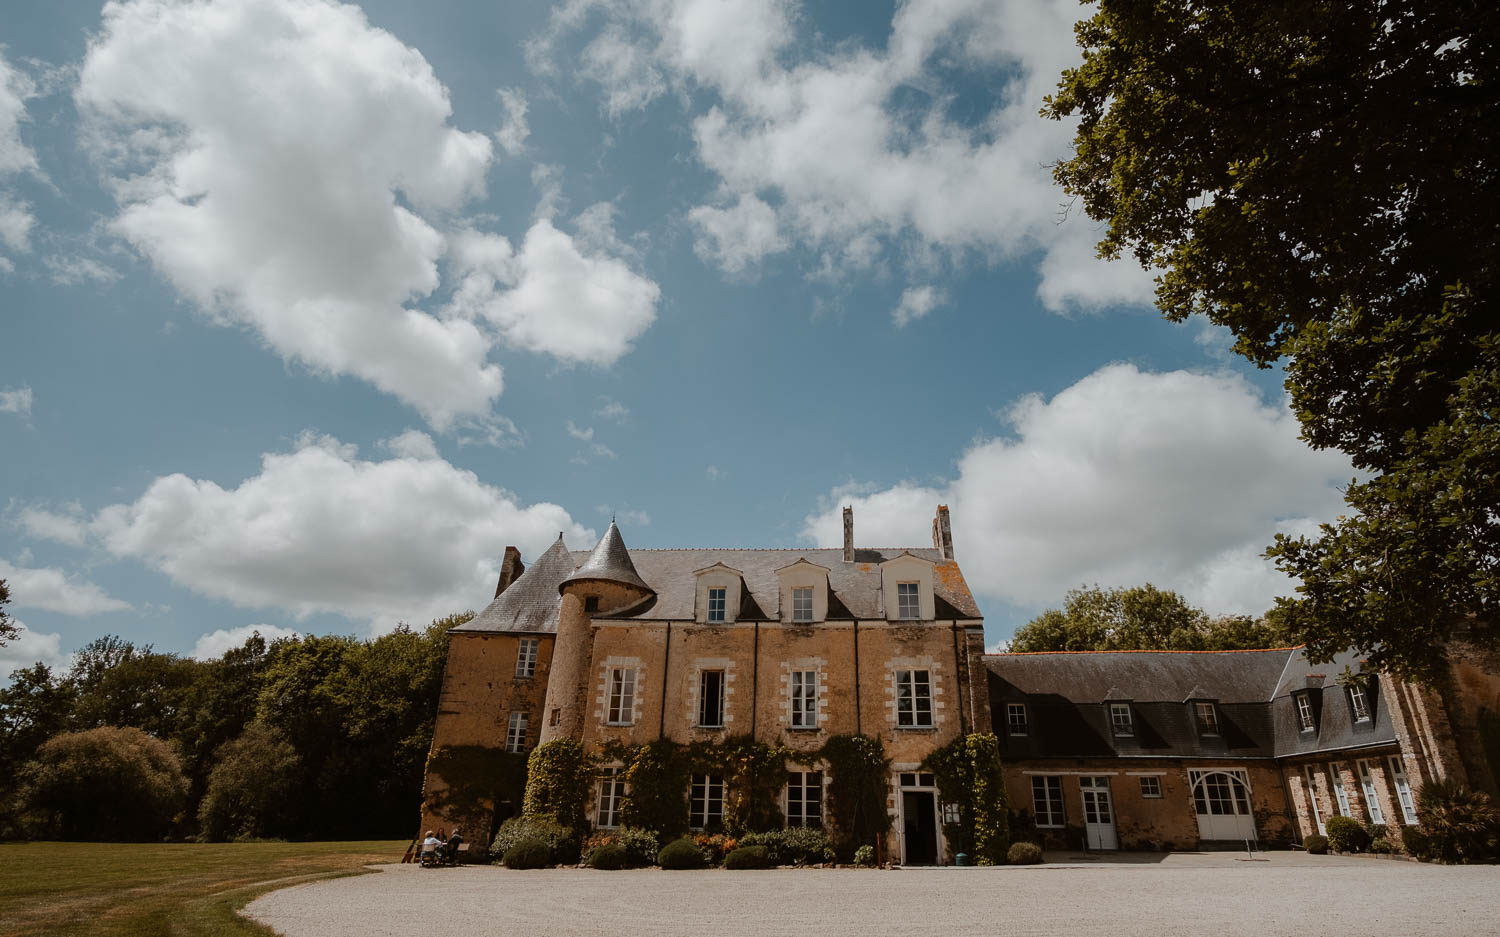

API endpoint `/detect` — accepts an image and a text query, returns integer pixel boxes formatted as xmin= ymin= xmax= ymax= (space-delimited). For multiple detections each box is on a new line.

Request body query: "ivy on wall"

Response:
xmin=820 ymin=734 xmax=892 ymax=859
xmin=922 ymin=732 xmax=1010 ymax=865
xmin=423 ymin=745 xmax=528 ymax=840
xmin=521 ymin=739 xmax=594 ymax=829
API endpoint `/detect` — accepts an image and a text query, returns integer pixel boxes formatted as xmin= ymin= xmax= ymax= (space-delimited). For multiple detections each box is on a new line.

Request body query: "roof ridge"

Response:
xmin=986 ymin=646 xmax=1305 ymax=657
xmin=571 ymin=546 xmax=945 ymax=553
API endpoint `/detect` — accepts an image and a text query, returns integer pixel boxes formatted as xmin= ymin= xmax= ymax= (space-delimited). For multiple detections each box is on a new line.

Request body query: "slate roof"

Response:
xmin=986 ymin=648 xmax=1398 ymax=761
xmin=562 ymin=521 xmax=652 ymax=593
xmin=453 ymin=540 xmax=982 ymax=634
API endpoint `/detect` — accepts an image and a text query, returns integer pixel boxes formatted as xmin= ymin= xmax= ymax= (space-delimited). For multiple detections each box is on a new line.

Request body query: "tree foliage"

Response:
xmin=0 ymin=579 xmax=16 ymax=647
xmin=197 ymin=722 xmax=302 ymax=841
xmin=19 ymin=726 xmax=188 ymax=841
xmin=1046 ymin=0 xmax=1499 ymax=681
xmin=1010 ymin=584 xmax=1288 ymax=652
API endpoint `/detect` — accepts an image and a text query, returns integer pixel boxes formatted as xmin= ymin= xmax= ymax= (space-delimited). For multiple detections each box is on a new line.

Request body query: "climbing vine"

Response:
xmin=820 ymin=734 xmax=892 ymax=859
xmin=521 ymin=738 xmax=594 ymax=829
xmin=922 ymin=732 xmax=1009 ymax=864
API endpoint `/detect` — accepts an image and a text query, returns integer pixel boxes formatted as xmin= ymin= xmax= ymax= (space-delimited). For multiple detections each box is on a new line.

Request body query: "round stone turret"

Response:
xmin=560 ymin=520 xmax=653 ymax=600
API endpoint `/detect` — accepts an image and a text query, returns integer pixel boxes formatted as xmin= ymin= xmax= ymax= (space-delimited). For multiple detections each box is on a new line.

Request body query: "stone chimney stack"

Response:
xmin=932 ymin=505 xmax=953 ymax=560
xmin=842 ymin=506 xmax=854 ymax=563
xmin=494 ymin=546 xmax=525 ymax=597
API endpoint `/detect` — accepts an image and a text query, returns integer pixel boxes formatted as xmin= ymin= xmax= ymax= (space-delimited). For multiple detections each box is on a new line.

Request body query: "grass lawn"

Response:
xmin=0 ymin=840 xmax=405 ymax=937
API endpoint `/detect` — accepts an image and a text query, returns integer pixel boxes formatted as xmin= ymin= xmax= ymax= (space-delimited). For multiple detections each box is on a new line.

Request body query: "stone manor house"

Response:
xmin=420 ymin=507 xmax=1500 ymax=863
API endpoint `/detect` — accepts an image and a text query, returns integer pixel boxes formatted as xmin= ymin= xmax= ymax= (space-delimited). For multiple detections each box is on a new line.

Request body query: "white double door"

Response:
xmin=1079 ymin=776 xmax=1118 ymax=850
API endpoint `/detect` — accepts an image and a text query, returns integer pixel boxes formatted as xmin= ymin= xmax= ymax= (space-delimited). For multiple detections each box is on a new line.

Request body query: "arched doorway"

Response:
xmin=1189 ymin=769 xmax=1256 ymax=842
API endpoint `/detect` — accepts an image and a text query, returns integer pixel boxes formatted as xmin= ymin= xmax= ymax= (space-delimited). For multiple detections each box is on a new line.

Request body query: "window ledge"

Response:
xmin=787 ymin=726 xmax=822 ymax=733
xmin=895 ymin=725 xmax=938 ymax=732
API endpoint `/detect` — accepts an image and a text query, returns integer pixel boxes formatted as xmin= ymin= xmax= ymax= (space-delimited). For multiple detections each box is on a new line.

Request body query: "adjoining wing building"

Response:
xmin=422 ymin=506 xmax=1500 ymax=862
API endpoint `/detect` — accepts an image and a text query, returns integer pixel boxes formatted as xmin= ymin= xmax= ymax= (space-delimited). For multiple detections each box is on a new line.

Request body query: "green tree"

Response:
xmin=19 ymin=726 xmax=188 ymax=841
xmin=1045 ymin=0 xmax=1499 ymax=682
xmin=1011 ymin=584 xmax=1286 ymax=652
xmin=197 ymin=722 xmax=302 ymax=841
xmin=0 ymin=579 xmax=16 ymax=646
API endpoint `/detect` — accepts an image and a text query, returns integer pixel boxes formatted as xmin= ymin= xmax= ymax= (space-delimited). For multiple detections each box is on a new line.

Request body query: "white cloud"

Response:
xmin=0 ymin=619 xmax=69 ymax=679
xmin=379 ymin=428 xmax=441 ymax=461
xmin=24 ymin=433 xmax=594 ymax=628
xmin=892 ymin=285 xmax=945 ymax=328
xmin=16 ymin=503 xmax=90 ymax=547
xmin=705 ymin=464 xmax=726 ymax=480
xmin=494 ymin=87 xmax=531 ymax=155
xmin=566 ymin=420 xmax=595 ymax=441
xmin=1 ymin=385 xmax=32 ymax=418
xmin=0 ymin=52 xmax=39 ymax=263
xmin=190 ymin=623 xmax=301 ymax=660
xmin=0 ymin=559 xmax=132 ymax=616
xmin=538 ymin=0 xmax=1155 ymax=312
xmin=43 ymin=254 xmax=123 ymax=286
xmin=801 ymin=364 xmax=1355 ymax=617
xmin=596 ymin=397 xmax=629 ymax=421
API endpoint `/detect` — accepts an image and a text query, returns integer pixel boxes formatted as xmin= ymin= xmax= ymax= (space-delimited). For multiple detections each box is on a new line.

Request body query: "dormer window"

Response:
xmin=1348 ymin=683 xmax=1371 ymax=723
xmin=1296 ymin=692 xmax=1316 ymax=732
xmin=792 ymin=587 xmax=814 ymax=622
xmin=707 ymin=588 xmax=726 ymax=623
xmin=897 ymin=582 xmax=921 ymax=619
xmin=694 ymin=563 xmax=744 ymax=624
xmin=1194 ymin=701 xmax=1220 ymax=736
xmin=1007 ymin=702 xmax=1028 ymax=736
xmin=1109 ymin=703 xmax=1134 ymax=737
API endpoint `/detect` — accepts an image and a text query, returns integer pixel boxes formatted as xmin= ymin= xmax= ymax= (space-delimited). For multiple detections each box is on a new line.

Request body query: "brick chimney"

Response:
xmin=494 ymin=546 xmax=525 ymax=597
xmin=842 ymin=506 xmax=854 ymax=563
xmin=932 ymin=505 xmax=953 ymax=560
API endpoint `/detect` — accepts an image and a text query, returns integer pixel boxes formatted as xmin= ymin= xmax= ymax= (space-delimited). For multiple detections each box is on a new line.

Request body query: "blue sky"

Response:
xmin=0 ymin=0 xmax=1355 ymax=673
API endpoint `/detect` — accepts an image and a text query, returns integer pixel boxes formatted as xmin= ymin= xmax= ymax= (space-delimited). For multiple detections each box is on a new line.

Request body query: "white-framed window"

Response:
xmin=1387 ymin=756 xmax=1418 ymax=825
xmin=1348 ymin=684 xmax=1372 ymax=723
xmin=895 ymin=669 xmax=933 ymax=727
xmin=896 ymin=582 xmax=921 ymax=619
xmin=791 ymin=670 xmax=818 ymax=729
xmin=787 ymin=770 xmax=823 ymax=828
xmin=1110 ymin=703 xmax=1134 ymax=736
xmin=1006 ymin=702 xmax=1028 ymax=736
xmin=1296 ymin=693 xmax=1316 ymax=732
xmin=707 ymin=587 xmax=727 ymax=623
xmin=1357 ymin=759 xmax=1385 ymax=824
xmin=690 ymin=774 xmax=724 ymax=830
xmin=1031 ymin=775 xmax=1065 ymax=827
xmin=1189 ymin=769 xmax=1253 ymax=817
xmin=1330 ymin=763 xmax=1351 ymax=816
xmin=607 ymin=668 xmax=637 ymax=725
xmin=1139 ymin=776 xmax=1162 ymax=798
xmin=698 ymin=669 xmax=725 ymax=728
xmin=1194 ymin=701 xmax=1220 ymax=736
xmin=791 ymin=586 xmax=814 ymax=623
xmin=515 ymin=637 xmax=539 ymax=678
xmin=505 ymin=711 xmax=528 ymax=753
xmin=597 ymin=766 xmax=626 ymax=828
xmin=1304 ymin=764 xmax=1325 ymax=835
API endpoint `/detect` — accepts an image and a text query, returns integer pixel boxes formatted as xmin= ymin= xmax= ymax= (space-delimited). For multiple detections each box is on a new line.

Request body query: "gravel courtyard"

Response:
xmin=245 ymin=852 xmax=1500 ymax=937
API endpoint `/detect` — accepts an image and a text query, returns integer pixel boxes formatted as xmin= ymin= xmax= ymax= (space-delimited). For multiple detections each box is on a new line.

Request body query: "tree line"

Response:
xmin=0 ymin=594 xmax=471 ymax=842
xmin=1009 ymin=584 xmax=1289 ymax=654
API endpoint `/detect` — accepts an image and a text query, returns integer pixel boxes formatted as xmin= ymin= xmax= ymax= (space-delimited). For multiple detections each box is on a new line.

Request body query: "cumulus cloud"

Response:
xmin=0 ymin=560 xmax=133 ymax=616
xmin=494 ymin=87 xmax=531 ymax=155
xmin=379 ymin=428 xmax=441 ymax=461
xmin=0 ymin=52 xmax=39 ymax=265
xmin=801 ymin=364 xmax=1355 ymax=617
xmin=535 ymin=0 xmax=1154 ymax=312
xmin=75 ymin=0 xmax=658 ymax=432
xmin=892 ymin=286 xmax=945 ymax=327
xmin=20 ymin=433 xmax=594 ymax=628
xmin=16 ymin=503 xmax=90 ymax=547
xmin=1 ymin=385 xmax=32 ymax=419
xmin=596 ymin=397 xmax=629 ymax=421
xmin=0 ymin=619 xmax=69 ymax=679
xmin=190 ymin=623 xmax=302 ymax=660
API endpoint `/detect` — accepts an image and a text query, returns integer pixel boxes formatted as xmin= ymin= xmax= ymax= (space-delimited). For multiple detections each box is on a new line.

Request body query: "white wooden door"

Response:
xmin=1303 ymin=765 xmax=1325 ymax=835
xmin=1079 ymin=776 xmax=1118 ymax=850
xmin=1190 ymin=770 xmax=1257 ymax=841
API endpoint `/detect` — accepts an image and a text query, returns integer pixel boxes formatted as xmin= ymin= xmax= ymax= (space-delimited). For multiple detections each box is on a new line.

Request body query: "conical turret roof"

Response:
xmin=561 ymin=521 xmax=653 ymax=593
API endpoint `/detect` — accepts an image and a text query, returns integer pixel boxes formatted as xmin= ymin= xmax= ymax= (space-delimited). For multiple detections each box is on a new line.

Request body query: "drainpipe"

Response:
xmin=658 ymin=622 xmax=671 ymax=740
xmin=750 ymin=621 xmax=760 ymax=737
xmin=950 ymin=622 xmax=968 ymax=736
xmin=853 ymin=620 xmax=862 ymax=736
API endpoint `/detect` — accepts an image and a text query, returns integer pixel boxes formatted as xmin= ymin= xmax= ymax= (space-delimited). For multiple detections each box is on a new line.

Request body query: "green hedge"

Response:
xmin=502 ymin=838 xmax=551 ymax=869
xmin=658 ymin=837 xmax=706 ymax=869
xmin=1325 ymin=815 xmax=1370 ymax=853
xmin=1303 ymin=833 xmax=1328 ymax=855
xmin=1007 ymin=841 xmax=1043 ymax=865
xmin=724 ymin=845 xmax=774 ymax=869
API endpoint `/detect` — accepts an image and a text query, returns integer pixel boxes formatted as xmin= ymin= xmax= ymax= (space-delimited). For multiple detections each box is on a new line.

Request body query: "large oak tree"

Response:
xmin=1045 ymin=0 xmax=1498 ymax=682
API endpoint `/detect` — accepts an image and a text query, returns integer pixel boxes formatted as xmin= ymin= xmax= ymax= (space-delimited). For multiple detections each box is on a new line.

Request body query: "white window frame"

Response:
xmin=1348 ymin=684 xmax=1372 ymax=723
xmin=1330 ymin=763 xmax=1352 ymax=816
xmin=707 ymin=587 xmax=727 ymax=623
xmin=1139 ymin=776 xmax=1162 ymax=798
xmin=791 ymin=670 xmax=818 ymax=729
xmin=1194 ymin=701 xmax=1221 ymax=736
xmin=1031 ymin=775 xmax=1065 ymax=828
xmin=607 ymin=667 xmax=637 ymax=725
xmin=1296 ymin=693 xmax=1316 ymax=732
xmin=597 ymin=766 xmax=626 ymax=829
xmin=1110 ymin=703 xmax=1134 ymax=737
xmin=698 ymin=669 xmax=725 ymax=728
xmin=515 ymin=637 xmax=539 ymax=678
xmin=1387 ymin=756 xmax=1418 ymax=825
xmin=1304 ymin=764 xmax=1325 ymax=835
xmin=690 ymin=774 xmax=725 ymax=830
xmin=1006 ymin=702 xmax=1028 ymax=736
xmin=1357 ymin=759 xmax=1385 ymax=824
xmin=791 ymin=586 xmax=814 ymax=623
xmin=896 ymin=582 xmax=921 ymax=620
xmin=895 ymin=669 xmax=934 ymax=727
xmin=786 ymin=770 xmax=823 ymax=828
xmin=505 ymin=711 xmax=528 ymax=753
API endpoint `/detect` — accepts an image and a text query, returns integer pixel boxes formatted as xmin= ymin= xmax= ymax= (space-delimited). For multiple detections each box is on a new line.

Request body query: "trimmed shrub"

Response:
xmin=658 ymin=837 xmax=706 ymax=869
xmin=1007 ymin=841 xmax=1043 ymax=865
xmin=502 ymin=838 xmax=552 ymax=869
xmin=587 ymin=843 xmax=629 ymax=870
xmin=852 ymin=845 xmax=876 ymax=867
xmin=724 ymin=845 xmax=773 ymax=870
xmin=490 ymin=817 xmax=579 ymax=864
xmin=1303 ymin=834 xmax=1329 ymax=855
xmin=740 ymin=827 xmax=834 ymax=866
xmin=1325 ymin=816 xmax=1370 ymax=853
xmin=1399 ymin=825 xmax=1430 ymax=859
xmin=615 ymin=827 xmax=661 ymax=867
xmin=1370 ymin=836 xmax=1393 ymax=854
xmin=1417 ymin=778 xmax=1500 ymax=862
